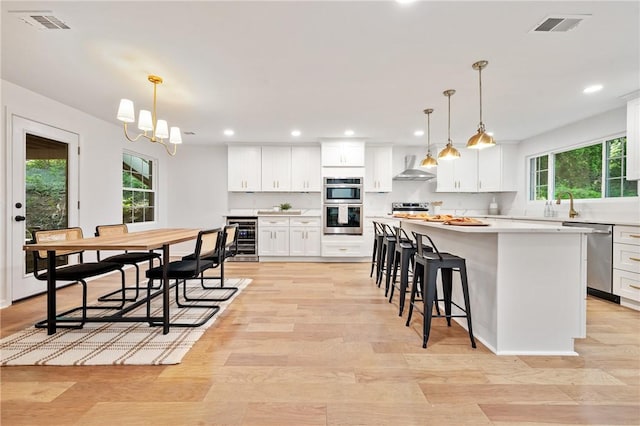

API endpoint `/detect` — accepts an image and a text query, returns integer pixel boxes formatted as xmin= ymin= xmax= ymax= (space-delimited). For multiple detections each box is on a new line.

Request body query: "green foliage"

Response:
xmin=279 ymin=203 xmax=292 ymax=211
xmin=554 ymin=144 xmax=602 ymax=199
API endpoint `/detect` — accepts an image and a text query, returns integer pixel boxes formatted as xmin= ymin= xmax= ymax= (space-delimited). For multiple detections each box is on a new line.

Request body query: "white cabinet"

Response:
xmin=289 ymin=217 xmax=321 ymax=256
xmin=321 ymin=141 xmax=365 ymax=166
xmin=478 ymin=144 xmax=518 ymax=192
xmin=626 ymin=97 xmax=640 ymax=180
xmin=365 ymin=146 xmax=393 ymax=192
xmin=613 ymin=225 xmax=640 ymax=310
xmin=258 ymin=217 xmax=290 ymax=256
xmin=262 ymin=147 xmax=292 ymax=192
xmin=321 ymin=236 xmax=367 ymax=257
xmin=291 ymin=146 xmax=321 ymax=191
xmin=436 ymin=150 xmax=478 ymax=192
xmin=228 ymin=146 xmax=262 ymax=191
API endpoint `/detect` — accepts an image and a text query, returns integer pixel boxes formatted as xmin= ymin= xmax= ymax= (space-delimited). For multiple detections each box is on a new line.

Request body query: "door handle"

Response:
xmin=15 ymin=215 xmax=26 ymax=222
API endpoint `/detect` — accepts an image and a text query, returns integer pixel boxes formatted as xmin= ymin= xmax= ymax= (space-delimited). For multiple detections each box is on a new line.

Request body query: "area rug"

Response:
xmin=0 ymin=278 xmax=251 ymax=366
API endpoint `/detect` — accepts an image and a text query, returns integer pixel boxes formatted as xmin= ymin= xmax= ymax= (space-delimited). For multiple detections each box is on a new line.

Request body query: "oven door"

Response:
xmin=323 ymin=204 xmax=363 ymax=235
xmin=324 ymin=186 xmax=362 ymax=204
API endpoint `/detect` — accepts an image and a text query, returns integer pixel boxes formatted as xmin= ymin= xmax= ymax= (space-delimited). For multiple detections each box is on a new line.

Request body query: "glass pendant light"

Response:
xmin=466 ymin=60 xmax=495 ymax=149
xmin=438 ymin=89 xmax=461 ymax=160
xmin=420 ymin=108 xmax=438 ymax=168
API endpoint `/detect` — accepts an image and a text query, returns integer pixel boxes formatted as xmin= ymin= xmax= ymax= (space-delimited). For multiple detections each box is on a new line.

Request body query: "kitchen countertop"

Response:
xmin=476 ymin=215 xmax=639 ymax=227
xmin=400 ymin=217 xmax=593 ymax=233
xmin=226 ymin=209 xmax=321 ymax=217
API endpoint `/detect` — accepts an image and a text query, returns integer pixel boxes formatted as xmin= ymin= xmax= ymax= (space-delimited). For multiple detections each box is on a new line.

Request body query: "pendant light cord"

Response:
xmin=447 ymin=93 xmax=452 ymax=144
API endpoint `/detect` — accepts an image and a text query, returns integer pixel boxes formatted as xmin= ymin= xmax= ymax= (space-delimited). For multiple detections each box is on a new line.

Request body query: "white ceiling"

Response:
xmin=2 ymin=1 xmax=639 ymax=147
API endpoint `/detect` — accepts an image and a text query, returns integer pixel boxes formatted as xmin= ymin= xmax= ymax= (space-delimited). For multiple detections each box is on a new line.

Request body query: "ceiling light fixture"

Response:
xmin=420 ymin=108 xmax=437 ymax=168
xmin=344 ymin=129 xmax=355 ymax=136
xmin=438 ymin=90 xmax=461 ymax=160
xmin=467 ymin=60 xmax=495 ymax=149
xmin=117 ymin=75 xmax=182 ymax=156
xmin=291 ymin=130 xmax=301 ymax=137
xmin=414 ymin=130 xmax=424 ymax=137
xmin=583 ymin=84 xmax=603 ymax=94
xmin=224 ymin=129 xmax=235 ymax=136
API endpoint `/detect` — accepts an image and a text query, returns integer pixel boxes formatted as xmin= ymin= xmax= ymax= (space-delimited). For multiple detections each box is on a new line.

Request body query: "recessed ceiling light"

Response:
xmin=344 ymin=129 xmax=355 ymax=136
xmin=414 ymin=130 xmax=424 ymax=137
xmin=291 ymin=130 xmax=301 ymax=137
xmin=583 ymin=84 xmax=603 ymax=94
xmin=224 ymin=129 xmax=235 ymax=136
xmin=396 ymin=0 xmax=416 ymax=4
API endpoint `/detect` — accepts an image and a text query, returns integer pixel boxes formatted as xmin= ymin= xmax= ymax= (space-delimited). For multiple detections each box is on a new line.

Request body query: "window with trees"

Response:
xmin=122 ymin=152 xmax=155 ymax=223
xmin=529 ymin=136 xmax=638 ymax=201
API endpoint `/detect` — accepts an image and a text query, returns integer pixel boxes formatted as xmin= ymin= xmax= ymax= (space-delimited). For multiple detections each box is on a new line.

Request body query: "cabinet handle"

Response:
xmin=630 ymin=257 xmax=640 ymax=262
xmin=630 ymin=234 xmax=640 ymax=238
xmin=630 ymin=284 xmax=640 ymax=290
xmin=339 ymin=248 xmax=347 ymax=251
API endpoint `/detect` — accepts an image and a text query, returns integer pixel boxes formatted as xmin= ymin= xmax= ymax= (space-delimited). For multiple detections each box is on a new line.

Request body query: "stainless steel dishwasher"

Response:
xmin=562 ymin=222 xmax=619 ymax=303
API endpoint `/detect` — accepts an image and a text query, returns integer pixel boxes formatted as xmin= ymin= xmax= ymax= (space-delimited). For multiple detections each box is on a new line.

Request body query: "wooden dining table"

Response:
xmin=23 ymin=228 xmax=200 ymax=335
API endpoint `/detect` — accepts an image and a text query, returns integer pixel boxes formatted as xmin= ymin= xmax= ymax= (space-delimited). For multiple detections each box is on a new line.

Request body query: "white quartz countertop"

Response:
xmin=477 ymin=215 xmax=639 ymax=227
xmin=400 ymin=218 xmax=593 ymax=234
xmin=226 ymin=209 xmax=321 ymax=217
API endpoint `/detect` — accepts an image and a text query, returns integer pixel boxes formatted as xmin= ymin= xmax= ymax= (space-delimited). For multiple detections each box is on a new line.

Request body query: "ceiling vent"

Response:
xmin=9 ymin=10 xmax=70 ymax=30
xmin=531 ymin=14 xmax=590 ymax=33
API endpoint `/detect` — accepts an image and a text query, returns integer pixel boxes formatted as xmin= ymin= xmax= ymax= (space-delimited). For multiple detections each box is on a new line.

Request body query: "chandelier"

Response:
xmin=420 ymin=108 xmax=437 ymax=168
xmin=116 ymin=75 xmax=182 ymax=156
xmin=438 ymin=89 xmax=461 ymax=160
xmin=466 ymin=60 xmax=495 ymax=149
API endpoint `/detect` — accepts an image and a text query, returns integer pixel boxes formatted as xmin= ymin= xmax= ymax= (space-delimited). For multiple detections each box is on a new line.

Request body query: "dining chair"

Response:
xmin=95 ymin=224 xmax=162 ymax=302
xmin=31 ymin=227 xmax=127 ymax=329
xmin=145 ymin=228 xmax=222 ymax=327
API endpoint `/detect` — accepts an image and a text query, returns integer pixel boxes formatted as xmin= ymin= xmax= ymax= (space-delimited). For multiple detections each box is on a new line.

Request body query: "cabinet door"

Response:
xmin=365 ymin=146 xmax=393 ymax=192
xmin=289 ymin=228 xmax=306 ymax=256
xmin=478 ymin=145 xmax=517 ymax=192
xmin=258 ymin=226 xmax=289 ymax=255
xmin=291 ymin=146 xmax=321 ymax=191
xmin=456 ymin=150 xmax=478 ymax=192
xmin=435 ymin=159 xmax=456 ymax=192
xmin=321 ymin=141 xmax=365 ymax=166
xmin=262 ymin=147 xmax=291 ymax=192
xmin=258 ymin=228 xmax=275 ymax=255
xmin=228 ymin=146 xmax=261 ymax=191
xmin=272 ymin=228 xmax=290 ymax=255
xmin=304 ymin=227 xmax=321 ymax=256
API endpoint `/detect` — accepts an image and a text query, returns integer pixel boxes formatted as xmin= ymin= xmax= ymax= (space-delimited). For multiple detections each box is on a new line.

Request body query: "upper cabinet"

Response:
xmin=477 ymin=144 xmax=518 ymax=192
xmin=291 ymin=146 xmax=321 ymax=191
xmin=321 ymin=141 xmax=365 ymax=167
xmin=228 ymin=146 xmax=262 ymax=191
xmin=365 ymin=146 xmax=393 ymax=192
xmin=262 ymin=147 xmax=292 ymax=192
xmin=627 ymin=97 xmax=640 ymax=181
xmin=436 ymin=150 xmax=478 ymax=192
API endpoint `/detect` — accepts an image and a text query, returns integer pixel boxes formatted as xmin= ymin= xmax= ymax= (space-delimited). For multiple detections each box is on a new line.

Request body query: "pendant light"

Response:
xmin=466 ymin=60 xmax=495 ymax=149
xmin=438 ymin=89 xmax=461 ymax=160
xmin=420 ymin=108 xmax=438 ymax=168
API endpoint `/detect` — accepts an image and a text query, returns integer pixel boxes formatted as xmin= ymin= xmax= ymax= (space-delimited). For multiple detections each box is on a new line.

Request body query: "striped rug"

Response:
xmin=0 ymin=278 xmax=251 ymax=366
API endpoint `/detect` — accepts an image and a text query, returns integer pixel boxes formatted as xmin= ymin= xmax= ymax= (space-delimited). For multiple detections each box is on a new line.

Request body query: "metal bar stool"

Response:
xmin=377 ymin=223 xmax=397 ymax=291
xmin=370 ymin=221 xmax=385 ymax=281
xmin=405 ymin=231 xmax=476 ymax=349
xmin=388 ymin=226 xmax=417 ymax=316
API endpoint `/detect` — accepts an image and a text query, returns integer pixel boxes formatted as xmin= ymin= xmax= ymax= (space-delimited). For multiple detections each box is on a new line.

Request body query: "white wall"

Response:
xmin=504 ymin=106 xmax=639 ymax=222
xmin=1 ymin=80 xmax=173 ymax=306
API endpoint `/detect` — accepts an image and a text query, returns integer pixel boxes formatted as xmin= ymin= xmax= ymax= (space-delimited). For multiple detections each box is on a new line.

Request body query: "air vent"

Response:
xmin=9 ymin=10 xmax=70 ymax=30
xmin=531 ymin=14 xmax=590 ymax=33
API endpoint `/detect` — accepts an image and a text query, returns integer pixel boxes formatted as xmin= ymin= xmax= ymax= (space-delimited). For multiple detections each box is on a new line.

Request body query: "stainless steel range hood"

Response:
xmin=393 ymin=155 xmax=436 ymax=181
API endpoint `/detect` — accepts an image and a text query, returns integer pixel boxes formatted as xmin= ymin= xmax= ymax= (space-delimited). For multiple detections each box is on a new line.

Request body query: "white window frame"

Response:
xmin=122 ymin=149 xmax=158 ymax=225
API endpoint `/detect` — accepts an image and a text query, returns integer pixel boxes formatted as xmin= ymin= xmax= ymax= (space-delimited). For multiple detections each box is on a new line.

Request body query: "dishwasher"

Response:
xmin=562 ymin=222 xmax=619 ymax=303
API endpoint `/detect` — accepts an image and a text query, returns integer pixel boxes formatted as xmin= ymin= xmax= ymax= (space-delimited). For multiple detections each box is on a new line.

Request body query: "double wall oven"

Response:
xmin=323 ymin=177 xmax=363 ymax=235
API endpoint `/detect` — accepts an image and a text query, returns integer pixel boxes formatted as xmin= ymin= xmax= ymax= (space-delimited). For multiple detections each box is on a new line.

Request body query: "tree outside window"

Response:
xmin=122 ymin=152 xmax=155 ymax=223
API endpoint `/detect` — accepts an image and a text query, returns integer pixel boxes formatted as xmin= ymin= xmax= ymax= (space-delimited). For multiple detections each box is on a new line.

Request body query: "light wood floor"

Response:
xmin=1 ymin=262 xmax=639 ymax=425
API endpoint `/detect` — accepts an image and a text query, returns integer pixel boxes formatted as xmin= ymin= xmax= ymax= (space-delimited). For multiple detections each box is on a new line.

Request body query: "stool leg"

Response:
xmin=441 ymin=268 xmax=453 ymax=326
xmin=422 ymin=264 xmax=438 ymax=348
xmin=370 ymin=238 xmax=378 ymax=277
xmin=375 ymin=239 xmax=384 ymax=284
xmin=384 ymin=244 xmax=395 ymax=297
xmin=398 ymin=250 xmax=411 ymax=316
xmin=377 ymin=244 xmax=386 ymax=287
xmin=406 ymin=263 xmax=421 ymax=327
xmin=459 ymin=263 xmax=477 ymax=349
xmin=389 ymin=251 xmax=400 ymax=301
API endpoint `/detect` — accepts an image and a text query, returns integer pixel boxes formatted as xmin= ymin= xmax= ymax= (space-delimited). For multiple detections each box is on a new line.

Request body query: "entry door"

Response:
xmin=10 ymin=115 xmax=79 ymax=301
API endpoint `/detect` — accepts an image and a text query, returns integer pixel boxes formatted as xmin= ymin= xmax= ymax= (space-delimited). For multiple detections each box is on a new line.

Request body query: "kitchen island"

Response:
xmin=400 ymin=218 xmax=591 ymax=356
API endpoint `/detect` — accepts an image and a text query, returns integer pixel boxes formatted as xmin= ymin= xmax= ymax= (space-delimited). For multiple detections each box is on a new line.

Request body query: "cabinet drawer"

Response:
xmin=259 ymin=217 xmax=290 ymax=226
xmin=613 ymin=243 xmax=640 ymax=273
xmin=613 ymin=226 xmax=640 ymax=246
xmin=322 ymin=240 xmax=366 ymax=257
xmin=290 ymin=217 xmax=321 ymax=227
xmin=613 ymin=268 xmax=640 ymax=302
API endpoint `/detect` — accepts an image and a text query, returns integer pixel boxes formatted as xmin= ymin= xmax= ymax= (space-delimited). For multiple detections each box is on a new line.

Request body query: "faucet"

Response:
xmin=556 ymin=192 xmax=579 ymax=218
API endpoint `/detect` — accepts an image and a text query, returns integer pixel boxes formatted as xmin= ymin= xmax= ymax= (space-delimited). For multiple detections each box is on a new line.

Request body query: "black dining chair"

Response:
xmin=95 ymin=224 xmax=162 ymax=302
xmin=31 ymin=227 xmax=127 ymax=329
xmin=145 ymin=228 xmax=222 ymax=327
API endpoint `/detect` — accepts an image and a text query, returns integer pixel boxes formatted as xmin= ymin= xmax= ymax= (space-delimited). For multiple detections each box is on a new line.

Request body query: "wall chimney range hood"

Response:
xmin=393 ymin=155 xmax=436 ymax=181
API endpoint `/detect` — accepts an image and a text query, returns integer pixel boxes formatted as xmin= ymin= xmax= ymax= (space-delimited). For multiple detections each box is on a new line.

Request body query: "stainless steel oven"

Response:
xmin=323 ymin=204 xmax=363 ymax=235
xmin=323 ymin=177 xmax=363 ymax=204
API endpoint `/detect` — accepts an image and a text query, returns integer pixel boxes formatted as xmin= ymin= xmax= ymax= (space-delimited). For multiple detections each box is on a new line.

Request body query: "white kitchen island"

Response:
xmin=400 ymin=218 xmax=591 ymax=356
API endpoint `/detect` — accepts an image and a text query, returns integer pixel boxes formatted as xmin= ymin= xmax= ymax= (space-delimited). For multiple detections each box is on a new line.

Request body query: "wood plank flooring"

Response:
xmin=1 ymin=262 xmax=639 ymax=425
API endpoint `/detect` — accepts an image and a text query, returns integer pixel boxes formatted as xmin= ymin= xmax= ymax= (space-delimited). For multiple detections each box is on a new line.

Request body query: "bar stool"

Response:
xmin=388 ymin=226 xmax=417 ymax=316
xmin=377 ymin=223 xmax=397 ymax=291
xmin=370 ymin=221 xmax=384 ymax=281
xmin=405 ymin=231 xmax=476 ymax=349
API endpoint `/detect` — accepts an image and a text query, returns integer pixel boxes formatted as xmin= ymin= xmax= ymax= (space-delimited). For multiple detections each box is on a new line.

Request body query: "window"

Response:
xmin=529 ymin=136 xmax=637 ymax=201
xmin=122 ymin=152 xmax=155 ymax=223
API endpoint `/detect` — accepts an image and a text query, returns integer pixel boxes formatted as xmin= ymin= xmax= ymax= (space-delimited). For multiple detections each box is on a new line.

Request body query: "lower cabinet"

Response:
xmin=613 ymin=225 xmax=640 ymax=310
xmin=321 ymin=237 xmax=367 ymax=257
xmin=258 ymin=217 xmax=290 ymax=256
xmin=289 ymin=218 xmax=321 ymax=256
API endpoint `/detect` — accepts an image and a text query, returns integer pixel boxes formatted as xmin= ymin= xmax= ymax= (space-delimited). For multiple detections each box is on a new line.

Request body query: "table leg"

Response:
xmin=162 ymin=244 xmax=170 ymax=334
xmin=47 ymin=250 xmax=56 ymax=335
